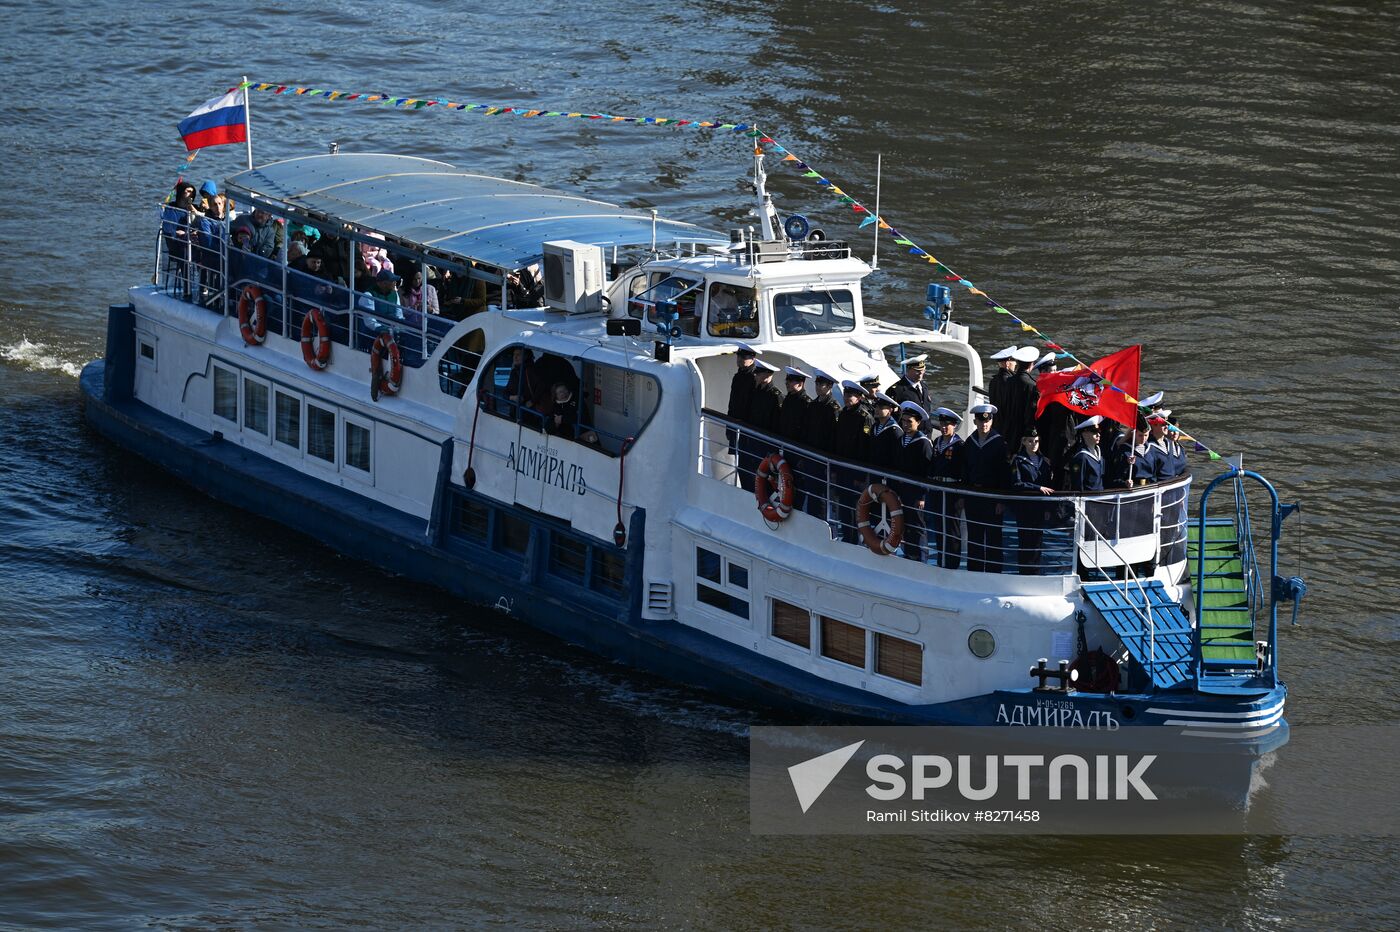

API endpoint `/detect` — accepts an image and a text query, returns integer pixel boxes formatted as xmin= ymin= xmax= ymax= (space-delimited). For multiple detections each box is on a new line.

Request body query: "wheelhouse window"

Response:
xmin=773 ymin=288 xmax=855 ymax=336
xmin=307 ymin=403 xmax=336 ymax=463
xmin=629 ymin=274 xmax=702 ymax=335
xmin=705 ymin=282 xmax=759 ymax=338
xmin=213 ymin=366 xmax=238 ymax=423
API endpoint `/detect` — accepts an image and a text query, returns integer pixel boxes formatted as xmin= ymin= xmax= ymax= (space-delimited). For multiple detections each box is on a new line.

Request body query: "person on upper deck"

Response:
xmin=161 ymin=180 xmax=200 ymax=298
xmin=1010 ymin=427 xmax=1056 ymax=575
xmin=364 ymin=268 xmax=402 ymax=318
xmin=868 ymin=391 xmax=902 ymax=475
xmin=400 ymin=266 xmax=440 ymax=318
xmin=802 ymin=368 xmax=841 ymax=456
xmin=248 ymin=208 xmax=283 ymax=260
xmin=929 ymin=407 xmax=966 ymax=570
xmin=742 ymin=360 xmax=783 ymax=481
xmin=1066 ymin=416 xmax=1106 ymax=492
xmin=439 ymin=264 xmax=489 ymax=321
xmin=857 ymin=372 xmax=882 ymax=420
xmin=893 ymin=401 xmax=934 ymax=563
xmin=778 ymin=366 xmax=814 ymax=512
xmin=289 ymin=250 xmax=338 ymax=311
xmin=507 ymin=265 xmax=544 ymax=308
xmin=962 ymin=402 xmax=1009 ymax=573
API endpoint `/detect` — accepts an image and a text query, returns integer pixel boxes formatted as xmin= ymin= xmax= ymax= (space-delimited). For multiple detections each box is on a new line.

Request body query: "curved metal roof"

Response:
xmin=224 ymin=153 xmax=728 ymax=269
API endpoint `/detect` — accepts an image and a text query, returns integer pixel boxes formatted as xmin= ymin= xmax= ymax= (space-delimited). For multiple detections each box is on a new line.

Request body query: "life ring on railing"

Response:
xmin=299 ymin=307 xmax=331 ymax=371
xmin=754 ymin=454 xmax=795 ymax=523
xmin=369 ymin=330 xmax=402 ymax=401
xmin=237 ymin=285 xmax=267 ymax=346
xmin=857 ymin=483 xmax=905 ymax=555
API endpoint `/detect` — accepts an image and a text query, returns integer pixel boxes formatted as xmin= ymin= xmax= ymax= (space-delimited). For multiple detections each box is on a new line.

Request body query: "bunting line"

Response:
xmin=234 ymin=79 xmax=1226 ymax=463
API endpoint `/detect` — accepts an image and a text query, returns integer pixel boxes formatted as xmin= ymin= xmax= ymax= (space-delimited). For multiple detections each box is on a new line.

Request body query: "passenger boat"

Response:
xmin=80 ymin=146 xmax=1306 ymax=745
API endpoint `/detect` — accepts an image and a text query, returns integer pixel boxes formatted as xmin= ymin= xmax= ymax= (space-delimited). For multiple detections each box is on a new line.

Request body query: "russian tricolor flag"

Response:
xmin=179 ymin=89 xmax=248 ymax=152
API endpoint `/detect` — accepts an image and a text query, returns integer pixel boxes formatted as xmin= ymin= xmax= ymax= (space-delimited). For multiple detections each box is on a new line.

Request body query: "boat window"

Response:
xmin=705 ymin=282 xmax=759 ymax=339
xmin=344 ymin=419 xmax=372 ymax=474
xmin=820 ymin=616 xmax=866 ymax=667
xmin=438 ymin=327 xmax=486 ymax=398
xmin=497 ymin=511 xmax=530 ymax=556
xmin=307 ymin=404 xmax=336 ymax=463
xmin=629 ymin=274 xmax=702 ymax=335
xmin=478 ymin=345 xmax=660 ymax=457
xmin=771 ymin=600 xmax=812 ymax=649
xmin=274 ymin=391 xmax=301 ymax=449
xmin=213 ymin=366 xmax=238 ymax=423
xmin=243 ymin=378 xmax=269 ymax=437
xmin=453 ymin=496 xmax=490 ymax=542
xmin=695 ymin=546 xmax=750 ymax=621
xmin=773 ymin=288 xmax=855 ymax=336
xmin=549 ymin=533 xmax=588 ymax=583
xmin=592 ymin=548 xmax=625 ymax=594
xmin=875 ymin=633 xmax=923 ymax=686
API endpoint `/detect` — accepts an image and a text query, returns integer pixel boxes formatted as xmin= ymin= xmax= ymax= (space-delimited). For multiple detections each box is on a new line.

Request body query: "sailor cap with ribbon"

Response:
xmin=990 ymin=346 xmax=1019 ymax=361
xmin=783 ymin=365 xmax=810 ymax=380
xmin=873 ymin=391 xmax=898 ymax=407
xmin=1074 ymin=414 xmax=1105 ymax=432
xmin=934 ymin=406 xmax=962 ymax=424
xmin=753 ymin=359 xmax=779 ymax=373
xmin=1012 ymin=346 xmax=1040 ymax=363
xmin=898 ymin=401 xmax=930 ymax=421
xmin=970 ymin=402 xmax=998 ymax=415
xmin=734 ymin=342 xmax=760 ymax=357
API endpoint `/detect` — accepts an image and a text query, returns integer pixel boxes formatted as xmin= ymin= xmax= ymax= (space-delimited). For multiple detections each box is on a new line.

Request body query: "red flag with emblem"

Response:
xmin=1034 ymin=345 xmax=1141 ymax=428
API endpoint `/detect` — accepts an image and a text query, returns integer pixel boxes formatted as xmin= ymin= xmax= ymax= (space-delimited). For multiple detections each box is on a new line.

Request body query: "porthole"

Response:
xmin=968 ymin=628 xmax=996 ymax=658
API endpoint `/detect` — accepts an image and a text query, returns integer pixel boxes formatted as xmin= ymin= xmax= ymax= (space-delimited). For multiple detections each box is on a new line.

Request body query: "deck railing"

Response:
xmin=152 ymin=206 xmax=466 ymax=367
xmin=699 ymin=410 xmax=1192 ymax=578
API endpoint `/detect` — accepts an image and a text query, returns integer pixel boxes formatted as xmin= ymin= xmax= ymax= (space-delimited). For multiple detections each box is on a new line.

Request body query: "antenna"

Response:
xmin=871 ymin=153 xmax=882 ymax=269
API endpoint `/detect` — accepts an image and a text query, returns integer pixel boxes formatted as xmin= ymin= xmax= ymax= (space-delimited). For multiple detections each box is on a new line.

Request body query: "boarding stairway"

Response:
xmin=1080 ymin=469 xmax=1305 ymax=694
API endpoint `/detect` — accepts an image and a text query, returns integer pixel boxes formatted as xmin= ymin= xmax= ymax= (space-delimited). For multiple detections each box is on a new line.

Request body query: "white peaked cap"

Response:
xmin=812 ymin=368 xmax=837 ymax=383
xmin=783 ymin=365 xmax=810 ymax=379
xmin=1036 ymin=351 xmax=1057 ymax=369
xmin=1013 ymin=346 xmax=1040 ymax=363
xmin=990 ymin=346 xmax=1019 ymax=361
xmin=902 ymin=354 xmax=929 ymax=367
xmin=898 ymin=401 xmax=929 ymax=420
xmin=734 ymin=342 xmax=760 ymax=356
xmin=753 ymin=359 xmax=779 ymax=373
xmin=841 ymin=379 xmax=867 ymax=395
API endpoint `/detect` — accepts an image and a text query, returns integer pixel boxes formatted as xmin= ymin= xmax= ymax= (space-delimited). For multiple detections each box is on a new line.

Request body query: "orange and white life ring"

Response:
xmin=857 ymin=483 xmax=905 ymax=555
xmin=300 ymin=307 xmax=331 ymax=371
xmin=369 ymin=329 xmax=402 ymax=400
xmin=237 ymin=285 xmax=267 ymax=346
xmin=754 ymin=453 xmax=795 ymax=522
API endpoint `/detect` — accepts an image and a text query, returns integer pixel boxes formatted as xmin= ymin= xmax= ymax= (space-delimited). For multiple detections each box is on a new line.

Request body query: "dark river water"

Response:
xmin=2 ymin=0 xmax=1398 ymax=927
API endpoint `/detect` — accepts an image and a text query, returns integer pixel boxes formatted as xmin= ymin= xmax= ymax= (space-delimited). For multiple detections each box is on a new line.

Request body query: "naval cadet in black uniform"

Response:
xmin=1146 ymin=411 xmax=1190 ymax=565
xmin=1066 ymin=416 xmax=1106 ymax=491
xmin=857 ymin=371 xmax=882 ymax=420
xmin=727 ymin=343 xmax=758 ymax=490
xmin=929 ymin=406 xmax=966 ymax=570
xmin=741 ymin=359 xmax=784 ymax=492
xmin=832 ymin=380 xmax=874 ymax=542
xmin=962 ymin=402 xmax=1010 ymax=573
xmin=1009 ymin=427 xmax=1055 ymax=575
xmin=778 ymin=366 xmax=813 ymax=513
xmin=800 ymin=368 xmax=841 ymax=518
xmin=868 ymin=391 xmax=902 ymax=476
xmin=893 ymin=402 xmax=934 ymax=562
xmin=986 ymin=346 xmax=1018 ymax=429
xmin=1000 ymin=345 xmax=1040 ymax=451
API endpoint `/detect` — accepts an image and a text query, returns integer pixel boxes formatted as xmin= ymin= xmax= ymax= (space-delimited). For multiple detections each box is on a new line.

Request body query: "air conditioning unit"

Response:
xmin=542 ymin=240 xmax=604 ymax=313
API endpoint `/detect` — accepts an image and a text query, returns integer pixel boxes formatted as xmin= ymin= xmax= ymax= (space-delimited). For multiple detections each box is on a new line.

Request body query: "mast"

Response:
xmin=752 ymin=129 xmax=779 ymax=241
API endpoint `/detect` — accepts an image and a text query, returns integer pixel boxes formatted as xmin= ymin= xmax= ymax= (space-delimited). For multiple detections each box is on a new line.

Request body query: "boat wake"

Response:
xmin=1 ymin=338 xmax=84 ymax=379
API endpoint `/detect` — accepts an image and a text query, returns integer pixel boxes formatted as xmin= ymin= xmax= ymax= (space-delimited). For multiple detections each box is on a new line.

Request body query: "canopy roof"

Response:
xmin=224 ymin=153 xmax=728 ymax=269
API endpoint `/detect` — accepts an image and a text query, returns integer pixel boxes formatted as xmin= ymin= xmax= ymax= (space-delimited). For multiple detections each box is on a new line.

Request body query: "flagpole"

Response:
xmin=242 ymin=76 xmax=253 ymax=169
xmin=871 ymin=153 xmax=881 ymax=270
